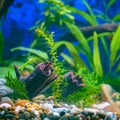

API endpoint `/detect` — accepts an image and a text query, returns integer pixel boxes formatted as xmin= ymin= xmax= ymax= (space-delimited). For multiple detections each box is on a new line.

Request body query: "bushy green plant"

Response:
xmin=39 ymin=0 xmax=75 ymax=26
xmin=5 ymin=72 xmax=29 ymax=100
xmin=66 ymin=68 xmax=101 ymax=107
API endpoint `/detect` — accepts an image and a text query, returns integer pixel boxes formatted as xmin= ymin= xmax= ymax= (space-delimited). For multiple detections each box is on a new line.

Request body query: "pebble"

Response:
xmin=0 ymin=86 xmax=13 ymax=96
xmin=0 ymin=103 xmax=12 ymax=108
xmin=0 ymin=97 xmax=15 ymax=107
xmin=0 ymin=78 xmax=6 ymax=85
xmin=32 ymin=94 xmax=46 ymax=101
xmin=0 ymin=78 xmax=13 ymax=97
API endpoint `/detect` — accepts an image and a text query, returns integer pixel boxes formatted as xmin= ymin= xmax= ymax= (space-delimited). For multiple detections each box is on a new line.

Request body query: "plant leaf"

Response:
xmin=11 ymin=47 xmax=49 ymax=60
xmin=66 ymin=6 xmax=96 ymax=25
xmin=116 ymin=63 xmax=120 ymax=72
xmin=61 ymin=53 xmax=75 ymax=67
xmin=65 ymin=22 xmax=91 ymax=55
xmin=108 ymin=0 xmax=115 ymax=8
xmin=54 ymin=41 xmax=88 ymax=70
xmin=93 ymin=32 xmax=103 ymax=76
xmin=110 ymin=25 xmax=120 ymax=69
xmin=0 ymin=67 xmax=15 ymax=78
xmin=82 ymin=0 xmax=98 ymax=24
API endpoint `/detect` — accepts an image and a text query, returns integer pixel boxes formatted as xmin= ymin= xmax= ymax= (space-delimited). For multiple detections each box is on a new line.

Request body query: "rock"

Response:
xmin=0 ymin=97 xmax=15 ymax=107
xmin=106 ymin=112 xmax=117 ymax=120
xmin=0 ymin=103 xmax=12 ymax=108
xmin=101 ymin=84 xmax=115 ymax=103
xmin=23 ymin=111 xmax=31 ymax=119
xmin=101 ymin=84 xmax=120 ymax=113
xmin=27 ymin=102 xmax=42 ymax=110
xmin=0 ymin=78 xmax=6 ymax=85
xmin=47 ymin=96 xmax=54 ymax=101
xmin=53 ymin=103 xmax=62 ymax=108
xmin=43 ymin=117 xmax=50 ymax=120
xmin=15 ymin=99 xmax=30 ymax=107
xmin=32 ymin=94 xmax=46 ymax=102
xmin=60 ymin=111 xmax=65 ymax=116
xmin=0 ymin=86 xmax=13 ymax=96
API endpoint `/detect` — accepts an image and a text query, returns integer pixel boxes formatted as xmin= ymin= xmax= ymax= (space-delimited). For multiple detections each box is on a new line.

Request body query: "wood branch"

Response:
xmin=14 ymin=61 xmax=57 ymax=99
xmin=60 ymin=23 xmax=119 ymax=42
xmin=80 ymin=23 xmax=119 ymax=37
xmin=62 ymin=71 xmax=85 ymax=97
xmin=57 ymin=23 xmax=119 ymax=54
xmin=40 ymin=71 xmax=85 ymax=97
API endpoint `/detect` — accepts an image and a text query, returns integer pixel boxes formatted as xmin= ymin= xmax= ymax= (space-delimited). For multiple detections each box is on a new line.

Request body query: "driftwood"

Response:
xmin=61 ymin=71 xmax=85 ymax=97
xmin=14 ymin=61 xmax=57 ymax=99
xmin=80 ymin=23 xmax=119 ymax=37
xmin=60 ymin=23 xmax=119 ymax=42
xmin=57 ymin=23 xmax=119 ymax=53
xmin=40 ymin=71 xmax=85 ymax=97
xmin=14 ymin=61 xmax=85 ymax=98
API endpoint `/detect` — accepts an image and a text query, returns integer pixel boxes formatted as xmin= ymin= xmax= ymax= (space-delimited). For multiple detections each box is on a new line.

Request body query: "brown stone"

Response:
xmin=101 ymin=84 xmax=120 ymax=114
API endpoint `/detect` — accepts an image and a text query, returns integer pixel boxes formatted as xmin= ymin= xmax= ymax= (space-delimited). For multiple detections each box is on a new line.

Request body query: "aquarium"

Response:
xmin=0 ymin=0 xmax=120 ymax=119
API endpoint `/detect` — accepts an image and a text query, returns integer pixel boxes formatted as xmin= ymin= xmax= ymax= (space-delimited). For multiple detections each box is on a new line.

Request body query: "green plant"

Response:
xmin=66 ymin=68 xmax=101 ymax=107
xmin=5 ymin=72 xmax=29 ymax=100
xmin=39 ymin=0 xmax=75 ymax=26
xmin=37 ymin=0 xmax=120 ymax=77
xmin=54 ymin=23 xmax=120 ymax=76
xmin=35 ymin=25 xmax=67 ymax=100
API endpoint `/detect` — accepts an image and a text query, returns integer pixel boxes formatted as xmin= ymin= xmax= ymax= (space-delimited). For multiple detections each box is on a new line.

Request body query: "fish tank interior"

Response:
xmin=0 ymin=0 xmax=120 ymax=119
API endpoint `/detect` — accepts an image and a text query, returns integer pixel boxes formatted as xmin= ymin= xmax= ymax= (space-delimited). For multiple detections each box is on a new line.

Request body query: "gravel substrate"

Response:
xmin=0 ymin=95 xmax=120 ymax=120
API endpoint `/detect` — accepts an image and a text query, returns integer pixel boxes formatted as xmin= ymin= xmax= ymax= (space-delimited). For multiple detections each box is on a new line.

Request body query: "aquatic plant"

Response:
xmin=37 ymin=0 xmax=120 ymax=77
xmin=35 ymin=25 xmax=67 ymax=100
xmin=56 ymin=25 xmax=120 ymax=76
xmin=5 ymin=72 xmax=29 ymax=100
xmin=66 ymin=68 xmax=101 ymax=107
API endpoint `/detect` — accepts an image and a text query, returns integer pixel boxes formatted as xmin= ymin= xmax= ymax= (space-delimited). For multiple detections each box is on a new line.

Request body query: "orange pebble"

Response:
xmin=15 ymin=100 xmax=30 ymax=107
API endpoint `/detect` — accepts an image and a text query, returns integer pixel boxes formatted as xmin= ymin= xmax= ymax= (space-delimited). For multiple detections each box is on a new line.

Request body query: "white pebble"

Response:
xmin=33 ymin=110 xmax=40 ymax=118
xmin=0 ymin=103 xmax=11 ymax=108
xmin=53 ymin=112 xmax=60 ymax=116
xmin=43 ymin=117 xmax=50 ymax=120
xmin=107 ymin=112 xmax=117 ymax=120
xmin=0 ymin=78 xmax=6 ymax=84
xmin=41 ymin=103 xmax=53 ymax=110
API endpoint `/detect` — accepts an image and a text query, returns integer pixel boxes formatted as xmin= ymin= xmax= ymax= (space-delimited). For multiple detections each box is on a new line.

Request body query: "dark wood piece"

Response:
xmin=62 ymin=71 xmax=85 ymax=97
xmin=14 ymin=61 xmax=57 ymax=99
xmin=60 ymin=23 xmax=119 ymax=42
xmin=80 ymin=23 xmax=118 ymax=37
xmin=40 ymin=71 xmax=85 ymax=97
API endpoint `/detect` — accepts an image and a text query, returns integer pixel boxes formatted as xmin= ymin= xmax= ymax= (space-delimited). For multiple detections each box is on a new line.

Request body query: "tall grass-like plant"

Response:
xmin=35 ymin=25 xmax=67 ymax=100
xmin=93 ymin=32 xmax=103 ymax=76
xmin=37 ymin=0 xmax=120 ymax=76
xmin=110 ymin=25 xmax=120 ymax=70
xmin=54 ymin=25 xmax=120 ymax=76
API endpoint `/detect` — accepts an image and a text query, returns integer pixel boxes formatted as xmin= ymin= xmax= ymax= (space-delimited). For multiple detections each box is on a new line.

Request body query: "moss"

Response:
xmin=5 ymin=72 xmax=29 ymax=100
xmin=66 ymin=68 xmax=101 ymax=107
